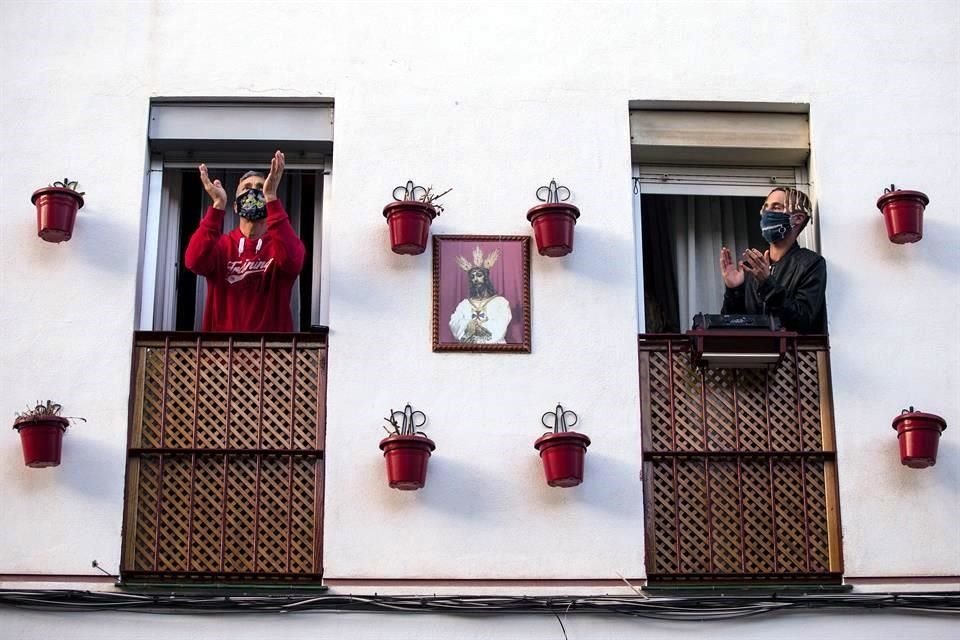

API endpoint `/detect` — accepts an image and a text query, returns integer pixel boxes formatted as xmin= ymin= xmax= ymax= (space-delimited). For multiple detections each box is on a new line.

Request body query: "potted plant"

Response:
xmin=892 ymin=407 xmax=947 ymax=469
xmin=383 ymin=181 xmax=451 ymax=255
xmin=31 ymin=178 xmax=85 ymax=243
xmin=526 ymin=180 xmax=580 ymax=257
xmin=876 ymin=184 xmax=929 ymax=244
xmin=534 ymin=404 xmax=590 ymax=487
xmin=12 ymin=401 xmax=84 ymax=468
xmin=379 ymin=404 xmax=436 ymax=490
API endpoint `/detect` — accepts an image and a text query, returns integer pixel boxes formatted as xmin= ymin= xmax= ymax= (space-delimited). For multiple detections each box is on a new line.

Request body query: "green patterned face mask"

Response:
xmin=236 ymin=188 xmax=267 ymax=221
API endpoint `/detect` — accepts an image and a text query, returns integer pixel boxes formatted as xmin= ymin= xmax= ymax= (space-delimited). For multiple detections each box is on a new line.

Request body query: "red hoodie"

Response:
xmin=184 ymin=200 xmax=306 ymax=332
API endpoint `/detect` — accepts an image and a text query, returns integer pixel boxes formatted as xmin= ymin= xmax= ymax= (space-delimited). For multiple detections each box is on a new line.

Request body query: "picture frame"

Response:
xmin=432 ymin=235 xmax=531 ymax=353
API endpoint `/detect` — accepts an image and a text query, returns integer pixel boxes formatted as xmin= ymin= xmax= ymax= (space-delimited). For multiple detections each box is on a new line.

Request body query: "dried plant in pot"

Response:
xmin=12 ymin=401 xmax=85 ymax=468
xmin=379 ymin=404 xmax=436 ymax=490
xmin=31 ymin=179 xmax=85 ymax=243
xmin=534 ymin=404 xmax=590 ymax=488
xmin=383 ymin=181 xmax=452 ymax=255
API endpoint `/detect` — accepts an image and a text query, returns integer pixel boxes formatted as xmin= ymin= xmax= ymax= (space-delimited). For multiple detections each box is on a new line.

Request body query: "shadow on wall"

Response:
xmin=2 ymin=431 xmax=124 ymax=500
xmin=59 ymin=434 xmax=126 ymax=499
xmin=904 ymin=438 xmax=959 ymax=490
xmin=20 ymin=205 xmax=134 ymax=274
xmin=69 ymin=209 xmax=135 ymax=273
xmin=368 ymin=443 xmax=641 ymax=520
xmin=526 ymin=450 xmax=642 ymax=515
xmin=534 ymin=224 xmax=636 ymax=285
xmin=873 ymin=210 xmax=960 ymax=276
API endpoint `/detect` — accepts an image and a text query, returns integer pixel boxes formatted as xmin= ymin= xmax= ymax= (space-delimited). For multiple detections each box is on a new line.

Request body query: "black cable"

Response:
xmin=0 ymin=589 xmax=957 ymax=620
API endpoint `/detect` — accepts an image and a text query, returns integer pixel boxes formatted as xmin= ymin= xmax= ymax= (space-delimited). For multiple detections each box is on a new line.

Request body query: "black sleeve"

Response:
xmin=722 ymin=283 xmax=747 ymax=314
xmin=756 ymin=256 xmax=826 ymax=333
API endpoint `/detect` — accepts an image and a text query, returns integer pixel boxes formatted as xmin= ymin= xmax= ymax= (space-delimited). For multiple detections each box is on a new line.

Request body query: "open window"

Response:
xmin=631 ymin=106 xmax=843 ymax=586
xmin=138 ymin=100 xmax=334 ymax=332
xmin=630 ymin=107 xmax=817 ymax=333
xmin=634 ymin=164 xmax=810 ymax=332
xmin=121 ymin=101 xmax=332 ymax=584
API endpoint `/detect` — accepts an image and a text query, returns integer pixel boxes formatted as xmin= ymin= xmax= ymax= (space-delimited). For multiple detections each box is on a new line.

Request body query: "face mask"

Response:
xmin=236 ymin=188 xmax=267 ymax=221
xmin=760 ymin=210 xmax=792 ymax=243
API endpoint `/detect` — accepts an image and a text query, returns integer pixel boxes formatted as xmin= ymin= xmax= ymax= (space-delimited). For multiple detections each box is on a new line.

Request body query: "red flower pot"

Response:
xmin=892 ymin=409 xmax=947 ymax=469
xmin=383 ymin=201 xmax=437 ymax=255
xmin=526 ymin=202 xmax=581 ymax=257
xmin=534 ymin=431 xmax=591 ymax=487
xmin=876 ymin=186 xmax=928 ymax=244
xmin=31 ymin=187 xmax=85 ymax=243
xmin=13 ymin=416 xmax=69 ymax=468
xmin=379 ymin=434 xmax=436 ymax=490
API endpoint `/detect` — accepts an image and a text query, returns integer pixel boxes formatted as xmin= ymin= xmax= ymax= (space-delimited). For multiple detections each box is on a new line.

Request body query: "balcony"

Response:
xmin=638 ymin=334 xmax=843 ymax=584
xmin=121 ymin=332 xmax=327 ymax=582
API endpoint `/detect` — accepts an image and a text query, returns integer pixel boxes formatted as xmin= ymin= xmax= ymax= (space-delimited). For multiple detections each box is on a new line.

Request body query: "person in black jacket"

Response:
xmin=720 ymin=187 xmax=827 ymax=334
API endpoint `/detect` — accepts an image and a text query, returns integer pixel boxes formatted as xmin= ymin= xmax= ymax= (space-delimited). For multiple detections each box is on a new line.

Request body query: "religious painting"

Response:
xmin=432 ymin=235 xmax=531 ymax=353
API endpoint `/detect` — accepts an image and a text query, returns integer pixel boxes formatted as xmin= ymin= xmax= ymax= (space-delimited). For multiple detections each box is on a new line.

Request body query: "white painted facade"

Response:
xmin=1 ymin=1 xmax=957 ymax=637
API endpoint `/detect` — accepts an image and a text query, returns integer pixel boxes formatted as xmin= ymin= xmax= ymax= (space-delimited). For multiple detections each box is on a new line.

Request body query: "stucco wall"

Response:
xmin=1 ymin=0 xmax=957 ymax=587
xmin=4 ymin=607 xmax=959 ymax=640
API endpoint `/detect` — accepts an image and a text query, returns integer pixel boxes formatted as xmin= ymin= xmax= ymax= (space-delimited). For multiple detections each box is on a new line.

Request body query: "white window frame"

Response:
xmin=136 ymin=101 xmax=334 ymax=331
xmin=632 ymin=163 xmax=814 ymax=332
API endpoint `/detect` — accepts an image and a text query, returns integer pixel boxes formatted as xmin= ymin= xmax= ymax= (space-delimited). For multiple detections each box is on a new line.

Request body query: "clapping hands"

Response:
xmin=720 ymin=247 xmax=771 ymax=287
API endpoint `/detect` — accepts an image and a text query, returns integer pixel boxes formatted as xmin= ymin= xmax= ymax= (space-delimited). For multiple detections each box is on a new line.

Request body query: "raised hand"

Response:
xmin=263 ymin=150 xmax=285 ymax=202
xmin=198 ymin=164 xmax=227 ymax=209
xmin=740 ymin=248 xmax=771 ymax=284
xmin=720 ymin=247 xmax=744 ymax=288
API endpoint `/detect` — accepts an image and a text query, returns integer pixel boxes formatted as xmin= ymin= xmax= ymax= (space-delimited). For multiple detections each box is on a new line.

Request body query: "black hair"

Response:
xmin=468 ymin=267 xmax=497 ymax=298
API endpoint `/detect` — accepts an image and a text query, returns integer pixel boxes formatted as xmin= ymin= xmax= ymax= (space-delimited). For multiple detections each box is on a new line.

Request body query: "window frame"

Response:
xmin=140 ymin=157 xmax=331 ymax=332
xmin=137 ymin=100 xmax=334 ymax=332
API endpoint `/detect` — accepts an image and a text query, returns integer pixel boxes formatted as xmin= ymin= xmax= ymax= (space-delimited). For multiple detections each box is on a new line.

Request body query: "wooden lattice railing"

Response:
xmin=638 ymin=334 xmax=842 ymax=584
xmin=121 ymin=332 xmax=327 ymax=582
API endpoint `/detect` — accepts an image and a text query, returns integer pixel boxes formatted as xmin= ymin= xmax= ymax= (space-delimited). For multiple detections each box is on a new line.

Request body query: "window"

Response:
xmin=122 ymin=101 xmax=332 ymax=582
xmin=631 ymin=106 xmax=843 ymax=584
xmin=634 ymin=165 xmax=810 ymax=332
xmin=138 ymin=100 xmax=334 ymax=331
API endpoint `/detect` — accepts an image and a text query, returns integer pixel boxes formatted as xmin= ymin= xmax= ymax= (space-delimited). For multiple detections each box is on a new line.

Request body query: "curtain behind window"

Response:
xmin=641 ymin=194 xmax=763 ymax=332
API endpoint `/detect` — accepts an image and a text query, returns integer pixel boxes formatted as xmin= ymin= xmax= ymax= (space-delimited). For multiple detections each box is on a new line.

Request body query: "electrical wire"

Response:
xmin=0 ymin=589 xmax=957 ymax=620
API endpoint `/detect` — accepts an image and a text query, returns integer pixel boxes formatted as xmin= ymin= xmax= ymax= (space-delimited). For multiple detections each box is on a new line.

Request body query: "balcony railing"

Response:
xmin=638 ymin=334 xmax=843 ymax=584
xmin=121 ymin=332 xmax=327 ymax=582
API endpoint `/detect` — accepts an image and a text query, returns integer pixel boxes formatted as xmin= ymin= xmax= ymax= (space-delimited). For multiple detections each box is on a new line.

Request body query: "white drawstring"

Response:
xmin=238 ymin=237 xmax=264 ymax=255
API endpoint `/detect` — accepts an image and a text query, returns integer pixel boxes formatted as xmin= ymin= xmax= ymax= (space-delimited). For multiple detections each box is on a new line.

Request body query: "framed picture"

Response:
xmin=432 ymin=235 xmax=531 ymax=353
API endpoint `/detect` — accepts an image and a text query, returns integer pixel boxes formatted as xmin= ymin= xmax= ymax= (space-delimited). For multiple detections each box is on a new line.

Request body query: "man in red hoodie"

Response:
xmin=185 ymin=150 xmax=306 ymax=332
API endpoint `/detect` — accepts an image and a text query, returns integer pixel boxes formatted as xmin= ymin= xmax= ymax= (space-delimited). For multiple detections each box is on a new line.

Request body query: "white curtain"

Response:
xmin=670 ymin=195 xmax=753 ymax=329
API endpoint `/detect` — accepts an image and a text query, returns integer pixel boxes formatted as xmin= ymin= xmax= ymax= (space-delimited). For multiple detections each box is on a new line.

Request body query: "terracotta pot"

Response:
xmin=876 ymin=187 xmax=928 ymax=244
xmin=534 ymin=431 xmax=591 ymax=487
xmin=892 ymin=410 xmax=947 ymax=469
xmin=526 ymin=202 xmax=580 ymax=257
xmin=383 ymin=201 xmax=438 ymax=255
xmin=32 ymin=187 xmax=85 ymax=243
xmin=13 ymin=416 xmax=69 ymax=468
xmin=379 ymin=434 xmax=436 ymax=490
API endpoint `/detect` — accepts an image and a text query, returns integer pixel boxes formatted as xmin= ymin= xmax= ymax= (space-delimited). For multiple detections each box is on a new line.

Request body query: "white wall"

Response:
xmin=4 ymin=607 xmax=959 ymax=640
xmin=0 ymin=0 xmax=957 ymax=589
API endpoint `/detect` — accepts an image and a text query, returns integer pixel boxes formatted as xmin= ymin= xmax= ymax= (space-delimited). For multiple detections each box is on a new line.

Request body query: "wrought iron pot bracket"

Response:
xmin=383 ymin=403 xmax=429 ymax=436
xmin=542 ymin=403 xmax=578 ymax=433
